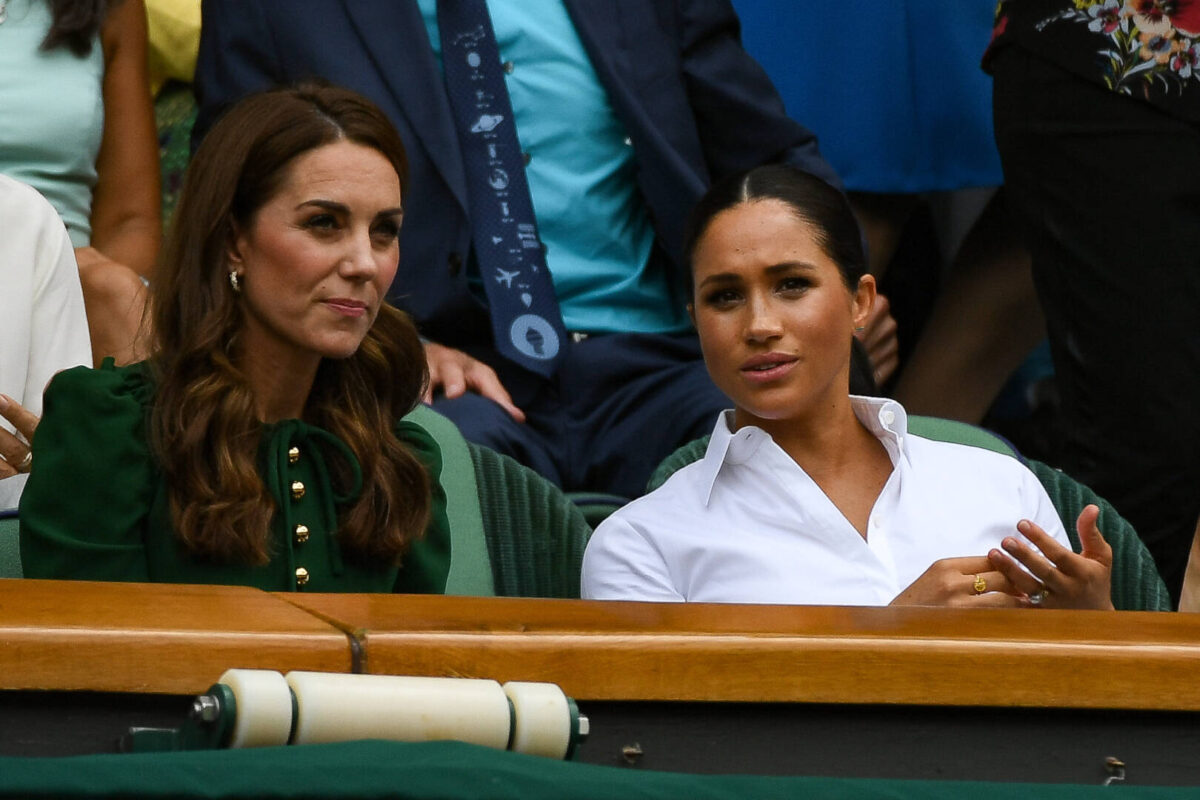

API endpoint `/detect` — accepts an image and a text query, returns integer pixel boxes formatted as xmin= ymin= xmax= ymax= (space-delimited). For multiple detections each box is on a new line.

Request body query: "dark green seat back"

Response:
xmin=566 ymin=493 xmax=629 ymax=529
xmin=403 ymin=405 xmax=589 ymax=599
xmin=467 ymin=444 xmax=590 ymax=598
xmin=0 ymin=509 xmax=20 ymax=579
xmin=1024 ymin=459 xmax=1169 ymax=611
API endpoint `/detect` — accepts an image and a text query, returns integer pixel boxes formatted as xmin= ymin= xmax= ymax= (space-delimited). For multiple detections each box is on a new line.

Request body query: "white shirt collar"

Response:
xmin=697 ymin=395 xmax=910 ymax=506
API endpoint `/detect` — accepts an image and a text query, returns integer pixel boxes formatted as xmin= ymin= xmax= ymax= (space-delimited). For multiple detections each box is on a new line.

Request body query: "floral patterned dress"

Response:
xmin=987 ymin=0 xmax=1200 ymax=121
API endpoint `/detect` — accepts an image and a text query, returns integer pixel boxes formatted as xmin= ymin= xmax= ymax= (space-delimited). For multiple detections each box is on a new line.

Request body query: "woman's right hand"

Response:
xmin=890 ymin=555 xmax=1025 ymax=607
xmin=0 ymin=395 xmax=40 ymax=479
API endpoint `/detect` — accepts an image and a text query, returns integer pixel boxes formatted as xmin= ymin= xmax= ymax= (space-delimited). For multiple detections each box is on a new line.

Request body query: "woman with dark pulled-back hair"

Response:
xmin=20 ymin=84 xmax=449 ymax=592
xmin=582 ymin=165 xmax=1115 ymax=610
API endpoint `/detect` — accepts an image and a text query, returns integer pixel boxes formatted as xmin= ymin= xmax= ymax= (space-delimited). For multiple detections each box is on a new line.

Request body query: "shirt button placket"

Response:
xmin=289 ymin=444 xmax=309 ymax=588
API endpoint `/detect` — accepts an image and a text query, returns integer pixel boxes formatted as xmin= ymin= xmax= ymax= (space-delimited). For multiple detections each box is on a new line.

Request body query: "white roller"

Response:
xmin=217 ymin=669 xmax=294 ymax=748
xmin=502 ymin=681 xmax=572 ymax=759
xmin=284 ymin=672 xmax=512 ymax=749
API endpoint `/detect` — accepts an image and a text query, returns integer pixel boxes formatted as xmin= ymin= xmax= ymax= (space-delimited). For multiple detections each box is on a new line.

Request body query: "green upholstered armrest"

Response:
xmin=401 ymin=405 xmax=493 ymax=596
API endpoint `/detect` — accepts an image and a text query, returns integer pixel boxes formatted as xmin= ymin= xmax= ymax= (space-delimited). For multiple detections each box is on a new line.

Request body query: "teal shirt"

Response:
xmin=0 ymin=0 xmax=103 ymax=246
xmin=419 ymin=0 xmax=691 ymax=334
xmin=19 ymin=362 xmax=451 ymax=593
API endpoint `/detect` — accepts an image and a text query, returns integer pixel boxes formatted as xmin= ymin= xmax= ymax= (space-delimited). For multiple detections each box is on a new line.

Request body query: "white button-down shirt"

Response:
xmin=581 ymin=397 xmax=1069 ymax=605
xmin=0 ymin=175 xmax=91 ymax=510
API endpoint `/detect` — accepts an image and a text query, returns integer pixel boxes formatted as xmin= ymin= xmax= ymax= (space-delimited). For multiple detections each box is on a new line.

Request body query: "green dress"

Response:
xmin=19 ymin=362 xmax=451 ymax=593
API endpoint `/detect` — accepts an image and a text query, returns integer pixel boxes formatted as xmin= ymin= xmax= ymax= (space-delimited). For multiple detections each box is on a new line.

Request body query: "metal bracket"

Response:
xmin=121 ymin=683 xmax=237 ymax=752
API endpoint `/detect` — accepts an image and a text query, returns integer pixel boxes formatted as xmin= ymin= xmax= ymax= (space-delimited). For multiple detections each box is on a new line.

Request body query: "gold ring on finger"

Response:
xmin=1029 ymin=587 xmax=1049 ymax=606
xmin=973 ymin=574 xmax=987 ymax=595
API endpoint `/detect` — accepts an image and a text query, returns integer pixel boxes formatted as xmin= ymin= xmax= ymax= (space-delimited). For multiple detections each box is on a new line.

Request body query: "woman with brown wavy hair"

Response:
xmin=18 ymin=85 xmax=449 ymax=592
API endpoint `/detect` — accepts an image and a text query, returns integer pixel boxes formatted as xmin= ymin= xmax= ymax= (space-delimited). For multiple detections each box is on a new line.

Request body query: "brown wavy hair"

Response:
xmin=149 ymin=84 xmax=430 ymax=567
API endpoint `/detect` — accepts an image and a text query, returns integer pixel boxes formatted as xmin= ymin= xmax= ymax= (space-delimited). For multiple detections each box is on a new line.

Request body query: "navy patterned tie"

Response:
xmin=438 ymin=0 xmax=568 ymax=376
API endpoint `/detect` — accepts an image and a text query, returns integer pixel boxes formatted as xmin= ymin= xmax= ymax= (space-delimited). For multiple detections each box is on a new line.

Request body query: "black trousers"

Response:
xmin=993 ymin=48 xmax=1200 ymax=603
xmin=432 ymin=332 xmax=728 ymax=500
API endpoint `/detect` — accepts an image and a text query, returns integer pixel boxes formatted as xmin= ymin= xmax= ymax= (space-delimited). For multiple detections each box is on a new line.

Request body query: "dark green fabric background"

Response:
xmin=0 ymin=740 xmax=1190 ymax=799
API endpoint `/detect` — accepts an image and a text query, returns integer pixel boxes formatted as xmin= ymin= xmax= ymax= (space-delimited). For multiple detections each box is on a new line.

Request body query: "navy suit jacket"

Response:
xmin=194 ymin=0 xmax=839 ymax=348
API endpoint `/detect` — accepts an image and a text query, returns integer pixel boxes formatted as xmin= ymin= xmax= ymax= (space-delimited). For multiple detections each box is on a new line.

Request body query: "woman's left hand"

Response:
xmin=988 ymin=504 xmax=1115 ymax=610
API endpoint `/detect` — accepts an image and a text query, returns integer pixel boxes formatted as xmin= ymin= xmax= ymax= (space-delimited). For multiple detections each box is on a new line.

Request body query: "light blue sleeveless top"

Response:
xmin=0 ymin=0 xmax=104 ymax=246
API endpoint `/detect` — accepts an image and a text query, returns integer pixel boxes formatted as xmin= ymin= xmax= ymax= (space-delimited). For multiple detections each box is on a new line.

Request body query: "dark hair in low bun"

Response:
xmin=683 ymin=165 xmax=878 ymax=396
xmin=683 ymin=165 xmax=866 ymax=295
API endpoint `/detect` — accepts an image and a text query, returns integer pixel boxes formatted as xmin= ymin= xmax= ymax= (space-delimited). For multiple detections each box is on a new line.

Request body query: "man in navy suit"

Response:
xmin=194 ymin=0 xmax=842 ymax=499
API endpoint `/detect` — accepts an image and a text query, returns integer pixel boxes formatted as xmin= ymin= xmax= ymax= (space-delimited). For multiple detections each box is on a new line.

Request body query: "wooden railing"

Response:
xmin=2 ymin=578 xmax=1199 ymax=710
xmin=0 ymin=580 xmax=349 ymax=693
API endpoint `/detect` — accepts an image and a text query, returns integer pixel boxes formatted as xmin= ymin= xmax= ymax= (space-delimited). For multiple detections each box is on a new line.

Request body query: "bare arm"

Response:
xmin=90 ymin=0 xmax=161 ymax=279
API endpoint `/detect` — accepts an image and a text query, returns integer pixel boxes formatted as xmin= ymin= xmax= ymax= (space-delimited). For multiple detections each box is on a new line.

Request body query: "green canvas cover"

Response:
xmin=0 ymin=740 xmax=1188 ymax=799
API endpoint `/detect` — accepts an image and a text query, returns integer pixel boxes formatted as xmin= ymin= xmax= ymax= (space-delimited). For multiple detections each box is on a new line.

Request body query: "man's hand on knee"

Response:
xmin=423 ymin=341 xmax=525 ymax=422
